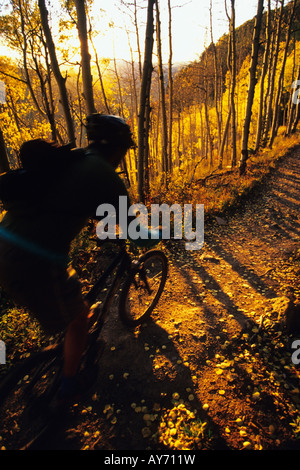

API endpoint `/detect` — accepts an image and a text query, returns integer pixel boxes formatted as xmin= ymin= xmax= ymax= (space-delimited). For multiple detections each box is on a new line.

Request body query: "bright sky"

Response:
xmin=90 ymin=0 xmax=261 ymax=64
xmin=0 ymin=0 xmax=272 ymax=65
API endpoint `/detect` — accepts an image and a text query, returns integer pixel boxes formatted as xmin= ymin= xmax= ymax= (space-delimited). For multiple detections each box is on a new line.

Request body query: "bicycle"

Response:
xmin=0 ymin=238 xmax=168 ymax=450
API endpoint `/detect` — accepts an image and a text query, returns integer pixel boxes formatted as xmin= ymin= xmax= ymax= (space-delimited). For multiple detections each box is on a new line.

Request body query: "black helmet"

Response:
xmin=86 ymin=114 xmax=135 ymax=149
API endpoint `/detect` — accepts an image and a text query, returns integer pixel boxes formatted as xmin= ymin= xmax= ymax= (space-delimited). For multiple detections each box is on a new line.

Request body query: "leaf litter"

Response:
xmin=1 ymin=149 xmax=300 ymax=451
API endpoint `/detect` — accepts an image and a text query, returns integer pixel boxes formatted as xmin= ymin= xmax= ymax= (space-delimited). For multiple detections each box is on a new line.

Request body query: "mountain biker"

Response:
xmin=0 ymin=114 xmax=141 ymax=402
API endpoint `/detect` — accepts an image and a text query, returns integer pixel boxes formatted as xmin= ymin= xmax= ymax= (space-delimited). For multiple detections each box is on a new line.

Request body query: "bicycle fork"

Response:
xmin=131 ymin=261 xmax=152 ymax=295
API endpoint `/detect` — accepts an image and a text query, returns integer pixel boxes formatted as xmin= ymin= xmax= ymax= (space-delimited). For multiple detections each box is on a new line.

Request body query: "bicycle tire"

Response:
xmin=0 ymin=344 xmax=62 ymax=450
xmin=118 ymin=250 xmax=168 ymax=327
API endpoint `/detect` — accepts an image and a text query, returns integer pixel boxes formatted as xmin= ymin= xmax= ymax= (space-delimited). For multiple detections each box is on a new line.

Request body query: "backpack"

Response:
xmin=0 ymin=140 xmax=85 ymax=205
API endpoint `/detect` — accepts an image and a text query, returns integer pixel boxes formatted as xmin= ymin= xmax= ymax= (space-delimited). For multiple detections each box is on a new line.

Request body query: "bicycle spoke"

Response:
xmin=119 ymin=250 xmax=168 ymax=326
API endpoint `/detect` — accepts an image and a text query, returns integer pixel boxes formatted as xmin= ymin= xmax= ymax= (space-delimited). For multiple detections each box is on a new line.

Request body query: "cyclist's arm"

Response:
xmin=86 ymin=156 xmax=162 ymax=247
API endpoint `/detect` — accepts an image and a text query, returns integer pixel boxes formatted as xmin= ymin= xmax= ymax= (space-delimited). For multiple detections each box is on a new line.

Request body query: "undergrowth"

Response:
xmin=154 ymin=131 xmax=300 ymax=218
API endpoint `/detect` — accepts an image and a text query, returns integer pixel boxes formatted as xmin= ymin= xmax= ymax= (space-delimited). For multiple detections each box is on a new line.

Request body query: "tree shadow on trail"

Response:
xmin=164 ymin=240 xmax=270 ymax=330
xmin=90 ymin=315 xmax=229 ymax=450
xmin=37 ymin=307 xmax=229 ymax=450
xmin=206 ymin=235 xmax=277 ymax=299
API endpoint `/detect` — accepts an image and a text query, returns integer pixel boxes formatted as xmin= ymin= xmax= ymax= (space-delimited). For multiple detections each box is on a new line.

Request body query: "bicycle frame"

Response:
xmin=85 ymin=240 xmax=131 ymax=303
xmin=84 ymin=240 xmax=132 ymax=349
xmin=0 ymin=238 xmax=168 ymax=452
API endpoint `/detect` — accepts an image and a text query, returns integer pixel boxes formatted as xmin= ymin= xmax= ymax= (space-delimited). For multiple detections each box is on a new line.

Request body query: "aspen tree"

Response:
xmin=239 ymin=0 xmax=264 ymax=176
xmin=255 ymin=0 xmax=271 ymax=153
xmin=74 ymin=0 xmax=96 ymax=115
xmin=167 ymin=0 xmax=173 ymax=175
xmin=263 ymin=0 xmax=284 ymax=143
xmin=137 ymin=0 xmax=155 ymax=202
xmin=269 ymin=0 xmax=297 ymax=147
xmin=156 ymin=0 xmax=168 ymax=179
xmin=38 ymin=0 xmax=76 ymax=146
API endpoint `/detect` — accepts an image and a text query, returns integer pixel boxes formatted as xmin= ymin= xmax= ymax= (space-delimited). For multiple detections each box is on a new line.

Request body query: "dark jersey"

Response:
xmin=0 ymin=147 xmax=129 ymax=258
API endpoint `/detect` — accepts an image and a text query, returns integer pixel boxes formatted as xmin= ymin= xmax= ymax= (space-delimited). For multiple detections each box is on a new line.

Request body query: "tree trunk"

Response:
xmin=269 ymin=0 xmax=297 ymax=147
xmin=0 ymin=121 xmax=9 ymax=174
xmin=113 ymin=56 xmax=124 ymax=117
xmin=204 ymin=88 xmax=213 ymax=167
xmin=219 ymin=18 xmax=232 ymax=170
xmin=126 ymin=29 xmax=139 ymax=120
xmin=291 ymin=90 xmax=300 ymax=133
xmin=167 ymin=0 xmax=173 ymax=174
xmin=156 ymin=0 xmax=168 ymax=178
xmin=74 ymin=0 xmax=96 ymax=116
xmin=229 ymin=0 xmax=237 ymax=168
xmin=137 ymin=0 xmax=155 ymax=202
xmin=176 ymin=109 xmax=181 ymax=166
xmin=85 ymin=8 xmax=110 ymax=114
xmin=33 ymin=52 xmax=57 ymax=142
xmin=239 ymin=0 xmax=264 ymax=175
xmin=262 ymin=1 xmax=278 ymax=140
xmin=255 ymin=0 xmax=271 ymax=153
xmin=133 ymin=0 xmax=143 ymax=80
xmin=210 ymin=0 xmax=222 ymax=151
xmin=219 ymin=106 xmax=231 ymax=169
xmin=43 ymin=40 xmax=61 ymax=142
xmin=285 ymin=30 xmax=296 ymax=132
xmin=91 ymin=44 xmax=111 ymax=114
xmin=144 ymin=76 xmax=151 ymax=197
xmin=287 ymin=58 xmax=300 ymax=135
xmin=18 ymin=0 xmax=45 ymax=117
xmin=263 ymin=0 xmax=285 ymax=144
xmin=38 ymin=0 xmax=76 ymax=146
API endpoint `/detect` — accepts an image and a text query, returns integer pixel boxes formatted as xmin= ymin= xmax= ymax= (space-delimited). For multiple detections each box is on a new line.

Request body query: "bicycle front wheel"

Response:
xmin=0 ymin=344 xmax=62 ymax=450
xmin=119 ymin=250 xmax=168 ymax=327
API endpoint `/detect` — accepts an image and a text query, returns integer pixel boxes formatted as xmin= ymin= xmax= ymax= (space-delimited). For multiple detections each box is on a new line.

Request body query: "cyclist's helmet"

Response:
xmin=86 ymin=114 xmax=135 ymax=150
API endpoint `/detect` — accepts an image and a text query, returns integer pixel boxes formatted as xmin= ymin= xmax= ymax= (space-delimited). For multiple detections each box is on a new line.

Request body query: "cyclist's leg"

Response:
xmin=0 ymin=246 xmax=93 ymax=399
xmin=0 ymin=250 xmax=89 ymax=391
xmin=63 ymin=300 xmax=89 ymax=378
xmin=48 ymin=268 xmax=92 ymax=399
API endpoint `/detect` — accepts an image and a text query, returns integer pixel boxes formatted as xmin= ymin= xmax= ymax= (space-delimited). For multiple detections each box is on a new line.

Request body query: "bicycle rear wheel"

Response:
xmin=0 ymin=344 xmax=62 ymax=450
xmin=119 ymin=250 xmax=168 ymax=327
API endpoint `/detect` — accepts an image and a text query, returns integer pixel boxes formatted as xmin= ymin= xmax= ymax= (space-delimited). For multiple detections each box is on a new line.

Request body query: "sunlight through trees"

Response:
xmin=0 ymin=0 xmax=299 ymax=200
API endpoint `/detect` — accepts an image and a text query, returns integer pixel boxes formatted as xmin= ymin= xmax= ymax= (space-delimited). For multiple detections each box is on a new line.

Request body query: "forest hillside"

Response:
xmin=0 ymin=0 xmax=299 ymax=207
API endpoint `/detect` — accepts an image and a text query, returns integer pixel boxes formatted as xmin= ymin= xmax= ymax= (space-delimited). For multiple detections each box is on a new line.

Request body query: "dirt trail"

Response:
xmin=42 ymin=148 xmax=300 ymax=451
